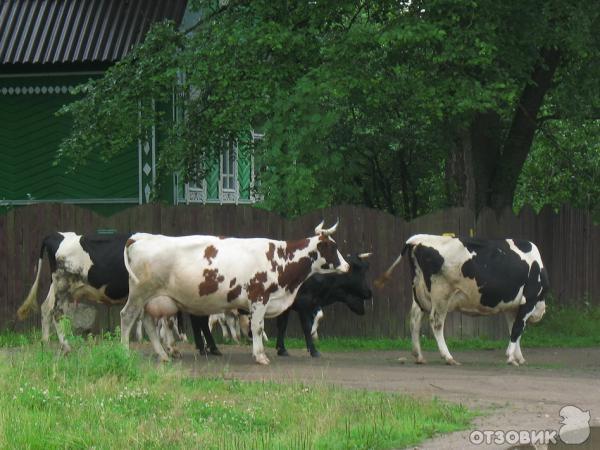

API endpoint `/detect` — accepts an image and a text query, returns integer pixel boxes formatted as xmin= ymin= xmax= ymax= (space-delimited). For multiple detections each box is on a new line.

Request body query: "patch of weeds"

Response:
xmin=0 ymin=329 xmax=39 ymax=348
xmin=0 ymin=342 xmax=476 ymax=450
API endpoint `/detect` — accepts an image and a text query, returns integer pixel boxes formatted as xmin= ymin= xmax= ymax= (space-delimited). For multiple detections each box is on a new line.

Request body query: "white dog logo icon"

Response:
xmin=559 ymin=405 xmax=590 ymax=444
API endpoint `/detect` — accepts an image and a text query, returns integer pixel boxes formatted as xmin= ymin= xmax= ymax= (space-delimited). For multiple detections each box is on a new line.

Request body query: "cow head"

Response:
xmin=312 ymin=220 xmax=349 ymax=274
xmin=339 ymin=252 xmax=373 ymax=315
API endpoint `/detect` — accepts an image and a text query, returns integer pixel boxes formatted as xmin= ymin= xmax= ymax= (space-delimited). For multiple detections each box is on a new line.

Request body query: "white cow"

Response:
xmin=121 ymin=222 xmax=350 ymax=364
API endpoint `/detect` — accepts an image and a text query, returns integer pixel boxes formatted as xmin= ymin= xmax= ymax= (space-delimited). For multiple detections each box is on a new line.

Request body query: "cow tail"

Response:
xmin=123 ymin=240 xmax=139 ymax=284
xmin=374 ymin=243 xmax=411 ymax=289
xmin=17 ymin=241 xmax=47 ymax=320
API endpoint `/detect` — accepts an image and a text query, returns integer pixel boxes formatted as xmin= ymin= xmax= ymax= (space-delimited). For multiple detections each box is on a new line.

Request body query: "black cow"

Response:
xmin=375 ymin=234 xmax=549 ymax=366
xmin=17 ymin=232 xmax=220 ymax=356
xmin=275 ymin=253 xmax=373 ymax=357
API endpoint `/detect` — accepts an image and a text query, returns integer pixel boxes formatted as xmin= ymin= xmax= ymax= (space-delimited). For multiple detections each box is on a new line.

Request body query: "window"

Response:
xmin=220 ymin=142 xmax=237 ymax=192
xmin=178 ymin=134 xmax=260 ymax=205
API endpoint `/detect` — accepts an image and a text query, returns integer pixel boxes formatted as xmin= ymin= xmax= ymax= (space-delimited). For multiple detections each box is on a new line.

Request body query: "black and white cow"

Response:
xmin=17 ymin=232 xmax=220 ymax=355
xmin=376 ymin=234 xmax=549 ymax=366
xmin=275 ymin=253 xmax=373 ymax=357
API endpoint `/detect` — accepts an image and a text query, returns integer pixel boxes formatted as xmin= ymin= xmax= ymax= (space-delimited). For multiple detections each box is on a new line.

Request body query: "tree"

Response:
xmin=58 ymin=0 xmax=599 ymax=217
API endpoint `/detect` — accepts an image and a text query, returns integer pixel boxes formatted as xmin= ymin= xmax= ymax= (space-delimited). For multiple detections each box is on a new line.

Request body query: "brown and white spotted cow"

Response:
xmin=376 ymin=234 xmax=549 ymax=366
xmin=121 ymin=221 xmax=350 ymax=364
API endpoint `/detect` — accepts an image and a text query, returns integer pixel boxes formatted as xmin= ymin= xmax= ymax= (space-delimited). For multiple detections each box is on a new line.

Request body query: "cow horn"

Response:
xmin=314 ymin=220 xmax=325 ymax=235
xmin=322 ymin=220 xmax=339 ymax=236
xmin=358 ymin=252 xmax=372 ymax=259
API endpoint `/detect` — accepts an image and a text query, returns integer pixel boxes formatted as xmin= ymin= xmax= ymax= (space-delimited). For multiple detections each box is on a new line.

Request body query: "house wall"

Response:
xmin=0 ymin=74 xmax=139 ymax=212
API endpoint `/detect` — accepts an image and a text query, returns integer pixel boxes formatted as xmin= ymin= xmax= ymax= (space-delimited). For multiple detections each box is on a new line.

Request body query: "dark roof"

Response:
xmin=0 ymin=0 xmax=187 ymax=65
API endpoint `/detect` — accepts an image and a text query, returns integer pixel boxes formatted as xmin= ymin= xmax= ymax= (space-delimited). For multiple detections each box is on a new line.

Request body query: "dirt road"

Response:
xmin=168 ymin=344 xmax=600 ymax=450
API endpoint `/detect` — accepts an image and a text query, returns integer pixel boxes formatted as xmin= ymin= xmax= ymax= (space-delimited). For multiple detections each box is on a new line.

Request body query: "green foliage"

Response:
xmin=515 ymin=119 xmax=600 ymax=220
xmin=58 ymin=1 xmax=599 ymax=218
xmin=0 ymin=339 xmax=475 ymax=449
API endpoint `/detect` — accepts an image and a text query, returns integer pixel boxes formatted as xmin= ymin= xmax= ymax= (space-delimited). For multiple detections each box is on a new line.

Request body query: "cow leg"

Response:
xmin=239 ymin=312 xmax=251 ymax=341
xmin=119 ymin=297 xmax=144 ymax=350
xmin=208 ymin=314 xmax=217 ymax=333
xmin=135 ymin=318 xmax=144 ymax=342
xmin=189 ymin=314 xmax=208 ymax=355
xmin=169 ymin=312 xmax=187 ymax=343
xmin=224 ymin=313 xmax=240 ymax=344
xmin=410 ymin=300 xmax=426 ymax=364
xmin=141 ymin=313 xmax=170 ymax=362
xmin=40 ymin=287 xmax=55 ymax=343
xmin=429 ymin=306 xmax=459 ymax=365
xmin=299 ymin=309 xmax=320 ymax=357
xmin=50 ymin=280 xmax=73 ymax=353
xmin=506 ymin=304 xmax=536 ymax=366
xmin=504 ymin=311 xmax=525 ymax=365
xmin=276 ymin=309 xmax=291 ymax=356
xmin=219 ymin=315 xmax=232 ymax=341
xmin=162 ymin=317 xmax=182 ymax=358
xmin=199 ymin=315 xmax=222 ymax=356
xmin=311 ymin=308 xmax=324 ymax=341
xmin=51 ymin=312 xmax=72 ymax=354
xmin=250 ymin=302 xmax=269 ymax=365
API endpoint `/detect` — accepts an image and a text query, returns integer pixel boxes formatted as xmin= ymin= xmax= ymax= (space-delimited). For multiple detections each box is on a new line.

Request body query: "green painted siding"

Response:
xmin=0 ymin=76 xmax=138 ymax=206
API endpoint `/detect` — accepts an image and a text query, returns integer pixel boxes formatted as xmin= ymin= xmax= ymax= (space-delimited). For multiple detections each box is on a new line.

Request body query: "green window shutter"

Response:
xmin=206 ymin=158 xmax=220 ymax=200
xmin=237 ymin=143 xmax=251 ymax=201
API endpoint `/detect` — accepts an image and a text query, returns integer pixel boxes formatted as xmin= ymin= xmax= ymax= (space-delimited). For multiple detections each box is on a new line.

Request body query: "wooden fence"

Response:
xmin=0 ymin=203 xmax=598 ymax=340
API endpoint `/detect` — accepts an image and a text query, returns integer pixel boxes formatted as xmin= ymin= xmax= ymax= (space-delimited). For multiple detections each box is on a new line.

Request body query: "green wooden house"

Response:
xmin=0 ymin=0 xmax=259 ymax=215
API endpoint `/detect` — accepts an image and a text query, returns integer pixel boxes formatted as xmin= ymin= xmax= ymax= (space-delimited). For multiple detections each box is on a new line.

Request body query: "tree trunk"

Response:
xmin=447 ymin=48 xmax=560 ymax=214
xmin=488 ymin=48 xmax=561 ymax=211
xmin=446 ymin=111 xmax=502 ymax=213
xmin=446 ymin=127 xmax=476 ymax=211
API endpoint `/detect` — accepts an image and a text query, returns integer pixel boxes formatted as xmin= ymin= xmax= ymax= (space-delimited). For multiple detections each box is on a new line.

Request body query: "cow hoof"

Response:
xmin=209 ymin=347 xmax=222 ymax=356
xmin=158 ymin=355 xmax=171 ymax=363
xmin=415 ymin=357 xmax=427 ymax=364
xmin=507 ymin=358 xmax=520 ymax=367
xmin=277 ymin=348 xmax=290 ymax=356
xmin=310 ymin=350 xmax=321 ymax=358
xmin=61 ymin=344 xmax=72 ymax=355
xmin=167 ymin=347 xmax=182 ymax=358
xmin=255 ymin=354 xmax=270 ymax=365
xmin=446 ymin=358 xmax=461 ymax=366
xmin=197 ymin=348 xmax=209 ymax=356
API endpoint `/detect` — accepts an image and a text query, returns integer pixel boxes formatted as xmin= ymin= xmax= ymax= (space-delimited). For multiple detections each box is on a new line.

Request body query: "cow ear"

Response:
xmin=322 ymin=219 xmax=339 ymax=236
xmin=358 ymin=252 xmax=372 ymax=259
xmin=314 ymin=220 xmax=325 ymax=235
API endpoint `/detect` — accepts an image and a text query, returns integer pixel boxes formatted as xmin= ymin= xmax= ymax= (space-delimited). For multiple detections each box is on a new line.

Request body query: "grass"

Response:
xmin=0 ymin=333 xmax=475 ymax=449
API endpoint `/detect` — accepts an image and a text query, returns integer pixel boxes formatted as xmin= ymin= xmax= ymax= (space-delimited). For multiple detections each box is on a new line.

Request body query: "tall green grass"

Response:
xmin=0 ymin=334 xmax=475 ymax=449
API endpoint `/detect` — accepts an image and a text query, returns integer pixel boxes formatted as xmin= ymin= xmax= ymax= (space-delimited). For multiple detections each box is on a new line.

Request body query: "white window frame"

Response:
xmin=219 ymin=140 xmax=239 ymax=204
xmin=178 ymin=130 xmax=260 ymax=205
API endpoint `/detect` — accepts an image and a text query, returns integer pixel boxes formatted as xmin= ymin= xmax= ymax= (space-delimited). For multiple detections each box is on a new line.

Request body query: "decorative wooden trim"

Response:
xmin=0 ymin=198 xmax=138 ymax=205
xmin=0 ymin=71 xmax=103 ymax=79
xmin=0 ymin=85 xmax=71 ymax=95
